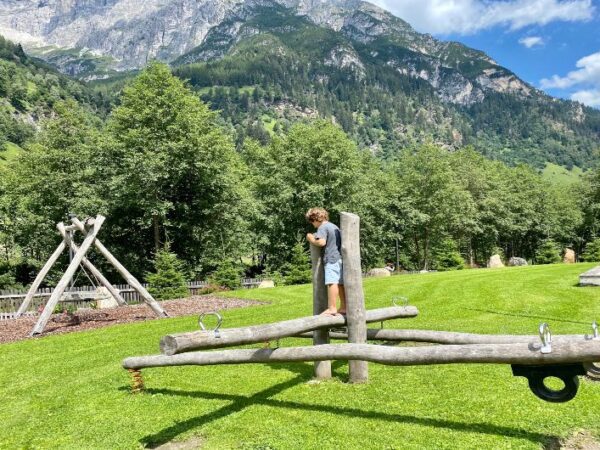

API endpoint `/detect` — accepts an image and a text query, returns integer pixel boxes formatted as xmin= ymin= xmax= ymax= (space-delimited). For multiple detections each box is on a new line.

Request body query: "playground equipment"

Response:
xmin=17 ymin=215 xmax=167 ymax=335
xmin=123 ymin=213 xmax=600 ymax=403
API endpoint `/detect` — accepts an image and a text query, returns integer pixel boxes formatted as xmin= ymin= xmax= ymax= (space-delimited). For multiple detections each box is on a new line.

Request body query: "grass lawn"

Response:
xmin=2 ymin=263 xmax=600 ymax=449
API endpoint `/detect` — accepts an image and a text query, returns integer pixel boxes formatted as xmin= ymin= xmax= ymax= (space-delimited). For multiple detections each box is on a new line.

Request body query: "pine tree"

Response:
xmin=146 ymin=248 xmax=189 ymax=300
xmin=581 ymin=238 xmax=600 ymax=262
xmin=535 ymin=239 xmax=561 ymax=265
xmin=281 ymin=242 xmax=312 ymax=285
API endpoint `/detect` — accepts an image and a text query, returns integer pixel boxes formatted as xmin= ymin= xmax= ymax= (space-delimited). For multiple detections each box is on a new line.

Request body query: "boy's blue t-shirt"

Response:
xmin=315 ymin=221 xmax=342 ymax=264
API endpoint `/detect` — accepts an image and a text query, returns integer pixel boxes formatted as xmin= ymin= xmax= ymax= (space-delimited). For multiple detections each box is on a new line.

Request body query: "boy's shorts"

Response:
xmin=324 ymin=260 xmax=343 ymax=285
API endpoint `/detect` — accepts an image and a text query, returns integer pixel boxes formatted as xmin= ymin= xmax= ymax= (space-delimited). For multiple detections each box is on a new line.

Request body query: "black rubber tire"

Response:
xmin=528 ymin=375 xmax=579 ymax=403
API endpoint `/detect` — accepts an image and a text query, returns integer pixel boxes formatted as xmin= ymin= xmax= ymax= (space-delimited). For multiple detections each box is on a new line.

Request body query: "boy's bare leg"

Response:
xmin=338 ymin=285 xmax=346 ymax=315
xmin=320 ymin=284 xmax=339 ymax=315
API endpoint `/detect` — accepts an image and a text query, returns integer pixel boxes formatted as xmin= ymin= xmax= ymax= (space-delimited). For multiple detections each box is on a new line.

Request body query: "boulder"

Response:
xmin=95 ymin=287 xmax=119 ymax=309
xmin=257 ymin=279 xmax=275 ymax=289
xmin=563 ymin=248 xmax=576 ymax=264
xmin=508 ymin=257 xmax=528 ymax=267
xmin=367 ymin=268 xmax=391 ymax=277
xmin=487 ymin=254 xmax=505 ymax=268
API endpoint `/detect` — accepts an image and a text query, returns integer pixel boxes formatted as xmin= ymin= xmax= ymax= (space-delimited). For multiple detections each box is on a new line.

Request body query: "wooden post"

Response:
xmin=71 ymin=218 xmax=168 ymax=318
xmin=310 ymin=244 xmax=331 ymax=379
xmin=340 ymin=212 xmax=368 ymax=383
xmin=15 ymin=240 xmax=66 ymax=317
xmin=31 ymin=216 xmax=106 ymax=335
xmin=57 ymin=223 xmax=127 ymax=307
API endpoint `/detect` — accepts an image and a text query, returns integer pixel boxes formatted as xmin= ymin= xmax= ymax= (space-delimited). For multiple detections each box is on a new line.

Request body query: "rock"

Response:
xmin=508 ymin=257 xmax=528 ymax=267
xmin=95 ymin=287 xmax=119 ymax=309
xmin=563 ymin=248 xmax=576 ymax=264
xmin=257 ymin=279 xmax=275 ymax=289
xmin=367 ymin=268 xmax=391 ymax=277
xmin=487 ymin=254 xmax=504 ymax=268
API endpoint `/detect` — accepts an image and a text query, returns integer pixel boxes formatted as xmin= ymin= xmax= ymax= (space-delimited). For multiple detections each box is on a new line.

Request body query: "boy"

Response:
xmin=305 ymin=207 xmax=346 ymax=316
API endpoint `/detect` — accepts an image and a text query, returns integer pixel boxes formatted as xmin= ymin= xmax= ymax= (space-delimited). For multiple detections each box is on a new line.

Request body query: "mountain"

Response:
xmin=1 ymin=0 xmax=599 ymax=168
xmin=0 ymin=34 xmax=106 ymax=157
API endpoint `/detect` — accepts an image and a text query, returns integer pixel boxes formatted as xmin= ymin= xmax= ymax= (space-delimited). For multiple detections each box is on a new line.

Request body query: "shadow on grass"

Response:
xmin=466 ymin=308 xmax=591 ymax=325
xmin=137 ymin=362 xmax=554 ymax=448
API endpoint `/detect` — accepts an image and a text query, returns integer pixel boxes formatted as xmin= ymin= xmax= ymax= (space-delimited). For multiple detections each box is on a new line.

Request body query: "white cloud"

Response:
xmin=370 ymin=0 xmax=595 ymax=35
xmin=571 ymin=89 xmax=600 ymax=107
xmin=540 ymin=51 xmax=600 ymax=107
xmin=540 ymin=51 xmax=600 ymax=89
xmin=519 ymin=36 xmax=544 ymax=48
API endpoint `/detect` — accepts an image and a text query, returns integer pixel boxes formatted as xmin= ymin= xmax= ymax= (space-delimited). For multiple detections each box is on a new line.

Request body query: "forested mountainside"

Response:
xmin=172 ymin=3 xmax=600 ymax=168
xmin=0 ymin=36 xmax=108 ymax=155
xmin=1 ymin=0 xmax=599 ymax=168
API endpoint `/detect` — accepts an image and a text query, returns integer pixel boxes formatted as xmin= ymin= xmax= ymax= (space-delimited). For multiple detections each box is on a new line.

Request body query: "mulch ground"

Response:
xmin=0 ymin=296 xmax=264 ymax=345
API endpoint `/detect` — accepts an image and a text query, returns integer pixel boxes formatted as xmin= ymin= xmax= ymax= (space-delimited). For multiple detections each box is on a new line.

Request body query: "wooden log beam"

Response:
xmin=124 ymin=341 xmax=600 ymax=370
xmin=311 ymin=244 xmax=331 ymax=379
xmin=63 ymin=218 xmax=95 ymax=233
xmin=57 ymin=223 xmax=127 ymax=307
xmin=296 ymin=329 xmax=592 ymax=344
xmin=15 ymin=239 xmax=66 ymax=318
xmin=71 ymin=217 xmax=168 ymax=318
xmin=340 ymin=212 xmax=368 ymax=382
xmin=31 ymin=216 xmax=106 ymax=335
xmin=160 ymin=306 xmax=419 ymax=355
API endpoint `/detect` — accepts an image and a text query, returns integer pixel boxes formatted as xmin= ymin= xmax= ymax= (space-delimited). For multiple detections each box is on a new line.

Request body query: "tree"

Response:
xmin=581 ymin=237 xmax=600 ymax=262
xmin=535 ymin=239 xmax=561 ymax=264
xmin=392 ymin=144 xmax=477 ymax=270
xmin=101 ymin=62 xmax=253 ymax=275
xmin=281 ymin=242 xmax=312 ymax=285
xmin=146 ymin=247 xmax=189 ymax=300
xmin=243 ymin=120 xmax=370 ymax=267
xmin=1 ymin=100 xmax=105 ymax=261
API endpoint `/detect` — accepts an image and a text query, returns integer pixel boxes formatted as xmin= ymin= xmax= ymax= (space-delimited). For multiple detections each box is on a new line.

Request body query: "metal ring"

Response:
xmin=392 ymin=296 xmax=409 ymax=307
xmin=539 ymin=322 xmax=552 ymax=354
xmin=199 ymin=311 xmax=222 ymax=338
xmin=592 ymin=321 xmax=599 ymax=340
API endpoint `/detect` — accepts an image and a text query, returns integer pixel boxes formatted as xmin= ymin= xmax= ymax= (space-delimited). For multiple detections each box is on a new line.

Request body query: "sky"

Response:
xmin=369 ymin=0 xmax=600 ymax=108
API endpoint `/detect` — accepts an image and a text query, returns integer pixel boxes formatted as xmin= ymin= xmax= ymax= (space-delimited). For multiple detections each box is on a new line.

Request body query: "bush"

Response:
xmin=581 ymin=238 xmax=600 ymax=262
xmin=0 ymin=271 xmax=21 ymax=290
xmin=146 ymin=248 xmax=189 ymax=300
xmin=431 ymin=239 xmax=465 ymax=271
xmin=209 ymin=261 xmax=243 ymax=290
xmin=535 ymin=239 xmax=561 ymax=264
xmin=281 ymin=242 xmax=312 ymax=285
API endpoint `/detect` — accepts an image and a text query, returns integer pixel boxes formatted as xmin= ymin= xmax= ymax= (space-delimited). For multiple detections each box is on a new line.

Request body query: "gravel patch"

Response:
xmin=0 ymin=296 xmax=264 ymax=345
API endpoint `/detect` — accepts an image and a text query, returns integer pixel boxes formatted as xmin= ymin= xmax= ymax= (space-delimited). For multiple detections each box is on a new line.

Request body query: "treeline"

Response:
xmin=0 ymin=62 xmax=599 ymax=289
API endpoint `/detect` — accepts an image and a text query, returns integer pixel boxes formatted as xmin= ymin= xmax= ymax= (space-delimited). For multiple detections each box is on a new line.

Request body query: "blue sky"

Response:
xmin=370 ymin=0 xmax=600 ymax=108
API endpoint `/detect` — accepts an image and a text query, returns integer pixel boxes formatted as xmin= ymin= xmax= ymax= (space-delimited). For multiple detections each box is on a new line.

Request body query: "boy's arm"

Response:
xmin=307 ymin=233 xmax=326 ymax=247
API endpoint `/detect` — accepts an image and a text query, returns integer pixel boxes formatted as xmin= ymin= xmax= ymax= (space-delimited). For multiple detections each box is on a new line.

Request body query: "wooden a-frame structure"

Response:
xmin=16 ymin=215 xmax=168 ymax=335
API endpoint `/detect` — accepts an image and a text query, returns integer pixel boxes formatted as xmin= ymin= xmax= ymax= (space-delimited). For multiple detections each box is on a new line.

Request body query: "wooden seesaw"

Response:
xmin=123 ymin=213 xmax=600 ymax=402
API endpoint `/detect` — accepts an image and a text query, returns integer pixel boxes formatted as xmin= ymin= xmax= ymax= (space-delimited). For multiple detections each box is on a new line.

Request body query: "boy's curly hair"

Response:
xmin=305 ymin=207 xmax=329 ymax=223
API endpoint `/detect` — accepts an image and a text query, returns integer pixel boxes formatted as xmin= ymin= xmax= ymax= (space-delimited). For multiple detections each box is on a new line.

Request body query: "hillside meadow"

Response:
xmin=1 ymin=263 xmax=600 ymax=449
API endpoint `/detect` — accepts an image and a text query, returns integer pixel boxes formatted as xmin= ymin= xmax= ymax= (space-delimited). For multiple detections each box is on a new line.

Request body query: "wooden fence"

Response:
xmin=0 ymin=278 xmax=264 ymax=318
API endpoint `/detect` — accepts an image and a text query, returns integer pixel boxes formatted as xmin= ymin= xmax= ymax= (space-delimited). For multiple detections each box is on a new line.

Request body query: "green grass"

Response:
xmin=2 ymin=264 xmax=600 ymax=449
xmin=0 ymin=141 xmax=22 ymax=165
xmin=541 ymin=163 xmax=584 ymax=185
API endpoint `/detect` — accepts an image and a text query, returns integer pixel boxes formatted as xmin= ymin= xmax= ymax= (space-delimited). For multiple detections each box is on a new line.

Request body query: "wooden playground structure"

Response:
xmin=120 ymin=212 xmax=600 ymax=402
xmin=17 ymin=215 xmax=167 ymax=336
